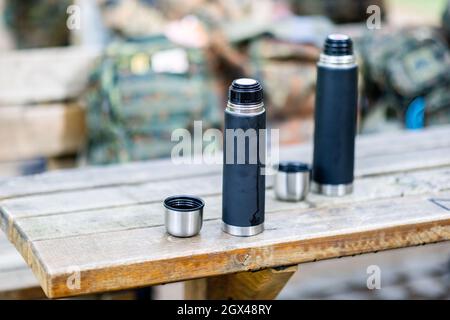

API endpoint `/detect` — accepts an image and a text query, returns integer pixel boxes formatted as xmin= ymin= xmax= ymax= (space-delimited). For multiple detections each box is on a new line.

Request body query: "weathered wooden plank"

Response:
xmin=8 ymin=166 xmax=450 ymax=247
xmin=24 ymin=191 xmax=450 ymax=298
xmin=2 ymin=144 xmax=449 ymax=224
xmin=0 ymin=125 xmax=449 ymax=200
xmin=2 ymin=165 xmax=450 ymax=259
xmin=0 ymin=175 xmax=222 ymax=226
xmin=280 ymin=125 xmax=450 ymax=163
xmin=185 ymin=265 xmax=298 ymax=300
xmin=284 ymin=145 xmax=450 ymax=178
xmin=0 ymin=266 xmax=136 ymax=300
xmin=1 ymin=127 xmax=450 ymax=298
xmin=0 ymin=46 xmax=100 ymax=105
xmin=9 ymin=194 xmax=297 ymax=243
xmin=3 ymin=141 xmax=445 ymax=220
xmin=0 ymin=233 xmax=138 ymax=300
xmin=0 ymin=103 xmax=86 ymax=162
xmin=361 ymin=147 xmax=450 ymax=176
xmin=0 ymin=160 xmax=221 ymax=201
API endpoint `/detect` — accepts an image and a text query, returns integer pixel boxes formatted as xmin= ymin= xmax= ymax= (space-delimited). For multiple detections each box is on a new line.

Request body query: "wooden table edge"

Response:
xmin=32 ymin=217 xmax=450 ymax=299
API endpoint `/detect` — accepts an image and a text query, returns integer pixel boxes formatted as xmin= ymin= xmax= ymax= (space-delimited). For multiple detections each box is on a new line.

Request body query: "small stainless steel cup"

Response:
xmin=164 ymin=195 xmax=204 ymax=237
xmin=274 ymin=162 xmax=311 ymax=202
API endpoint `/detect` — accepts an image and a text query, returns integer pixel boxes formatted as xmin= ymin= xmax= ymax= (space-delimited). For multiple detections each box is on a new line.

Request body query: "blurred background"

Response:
xmin=0 ymin=0 xmax=449 ymax=299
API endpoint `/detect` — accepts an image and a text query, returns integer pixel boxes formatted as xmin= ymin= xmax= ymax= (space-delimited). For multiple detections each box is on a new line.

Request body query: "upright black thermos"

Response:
xmin=222 ymin=79 xmax=266 ymax=236
xmin=312 ymin=34 xmax=358 ymax=196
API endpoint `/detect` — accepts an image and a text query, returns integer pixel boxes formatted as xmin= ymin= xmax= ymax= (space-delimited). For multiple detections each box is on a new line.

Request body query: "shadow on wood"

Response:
xmin=185 ymin=266 xmax=298 ymax=300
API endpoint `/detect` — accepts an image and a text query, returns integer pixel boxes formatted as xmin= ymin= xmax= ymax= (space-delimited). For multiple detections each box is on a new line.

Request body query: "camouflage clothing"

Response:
xmin=248 ymin=37 xmax=319 ymax=120
xmin=98 ymin=0 xmax=167 ymax=38
xmin=4 ymin=0 xmax=71 ymax=49
xmin=443 ymin=0 xmax=450 ymax=43
xmin=357 ymin=27 xmax=450 ymax=127
xmin=290 ymin=0 xmax=386 ymax=24
xmin=85 ymin=36 xmax=221 ymax=165
xmin=246 ymin=16 xmax=332 ymax=120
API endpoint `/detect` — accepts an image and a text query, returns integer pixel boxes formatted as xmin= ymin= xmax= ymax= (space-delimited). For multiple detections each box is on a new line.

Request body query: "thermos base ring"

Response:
xmin=311 ymin=182 xmax=353 ymax=197
xmin=222 ymin=223 xmax=264 ymax=237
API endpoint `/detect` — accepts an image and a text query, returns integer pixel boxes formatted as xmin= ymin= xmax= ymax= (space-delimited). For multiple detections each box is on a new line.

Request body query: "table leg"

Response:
xmin=184 ymin=265 xmax=298 ymax=300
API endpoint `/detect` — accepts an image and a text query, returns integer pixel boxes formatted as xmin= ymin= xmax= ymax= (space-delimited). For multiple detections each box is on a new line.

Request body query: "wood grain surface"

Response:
xmin=185 ymin=265 xmax=298 ymax=300
xmin=0 ymin=103 xmax=86 ymax=162
xmin=0 ymin=46 xmax=100 ymax=106
xmin=0 ymin=126 xmax=449 ymax=298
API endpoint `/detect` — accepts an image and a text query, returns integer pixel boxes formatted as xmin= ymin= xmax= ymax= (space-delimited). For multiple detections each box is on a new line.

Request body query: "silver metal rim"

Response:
xmin=311 ymin=181 xmax=353 ymax=197
xmin=274 ymin=171 xmax=310 ymax=202
xmin=318 ymin=53 xmax=356 ymax=69
xmin=222 ymin=223 xmax=264 ymax=237
xmin=165 ymin=208 xmax=203 ymax=238
xmin=226 ymin=102 xmax=265 ymax=115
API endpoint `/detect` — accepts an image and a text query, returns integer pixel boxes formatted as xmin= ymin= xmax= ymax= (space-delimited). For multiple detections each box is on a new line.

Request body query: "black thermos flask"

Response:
xmin=222 ymin=79 xmax=266 ymax=236
xmin=312 ymin=34 xmax=358 ymax=196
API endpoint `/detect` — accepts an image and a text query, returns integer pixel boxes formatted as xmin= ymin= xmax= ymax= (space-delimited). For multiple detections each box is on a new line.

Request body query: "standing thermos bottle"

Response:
xmin=312 ymin=34 xmax=358 ymax=196
xmin=222 ymin=79 xmax=266 ymax=236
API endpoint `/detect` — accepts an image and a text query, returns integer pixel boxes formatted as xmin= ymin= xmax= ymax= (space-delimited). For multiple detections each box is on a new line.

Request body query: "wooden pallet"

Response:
xmin=0 ymin=103 xmax=86 ymax=162
xmin=0 ymin=46 xmax=99 ymax=167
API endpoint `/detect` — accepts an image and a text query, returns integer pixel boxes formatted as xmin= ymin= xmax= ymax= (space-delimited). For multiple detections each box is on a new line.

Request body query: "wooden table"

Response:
xmin=1 ymin=126 xmax=450 ymax=299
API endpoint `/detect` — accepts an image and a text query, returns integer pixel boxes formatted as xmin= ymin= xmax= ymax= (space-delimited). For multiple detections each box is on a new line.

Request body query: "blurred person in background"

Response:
xmin=2 ymin=0 xmax=450 ymax=163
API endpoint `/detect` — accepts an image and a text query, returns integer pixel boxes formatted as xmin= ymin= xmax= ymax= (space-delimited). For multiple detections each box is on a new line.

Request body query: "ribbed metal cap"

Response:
xmin=323 ymin=34 xmax=353 ymax=56
xmin=277 ymin=161 xmax=311 ymax=173
xmin=228 ymin=78 xmax=263 ymax=105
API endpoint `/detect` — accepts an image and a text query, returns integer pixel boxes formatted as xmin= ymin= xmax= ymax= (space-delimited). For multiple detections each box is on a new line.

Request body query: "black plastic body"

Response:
xmin=312 ymin=64 xmax=358 ymax=186
xmin=222 ymin=110 xmax=266 ymax=227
